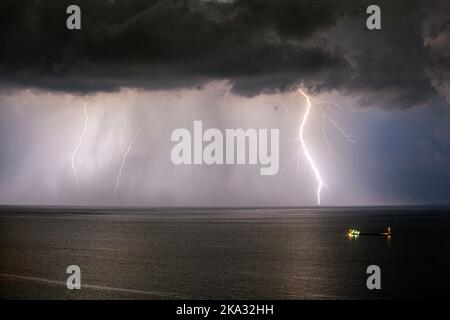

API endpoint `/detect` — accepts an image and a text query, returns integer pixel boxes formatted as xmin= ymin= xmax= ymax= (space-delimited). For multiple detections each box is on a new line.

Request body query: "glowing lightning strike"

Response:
xmin=70 ymin=102 xmax=89 ymax=189
xmin=298 ymin=89 xmax=324 ymax=206
xmin=276 ymin=89 xmax=356 ymax=205
xmin=114 ymin=128 xmax=143 ymax=194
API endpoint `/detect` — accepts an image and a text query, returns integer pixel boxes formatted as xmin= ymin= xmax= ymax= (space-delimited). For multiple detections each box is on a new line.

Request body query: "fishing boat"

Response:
xmin=348 ymin=227 xmax=393 ymax=237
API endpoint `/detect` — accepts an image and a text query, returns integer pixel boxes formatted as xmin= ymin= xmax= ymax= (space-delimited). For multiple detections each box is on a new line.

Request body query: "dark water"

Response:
xmin=0 ymin=206 xmax=449 ymax=299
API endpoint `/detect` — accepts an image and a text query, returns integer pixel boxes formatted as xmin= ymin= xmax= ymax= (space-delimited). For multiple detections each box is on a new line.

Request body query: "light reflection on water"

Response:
xmin=0 ymin=206 xmax=449 ymax=299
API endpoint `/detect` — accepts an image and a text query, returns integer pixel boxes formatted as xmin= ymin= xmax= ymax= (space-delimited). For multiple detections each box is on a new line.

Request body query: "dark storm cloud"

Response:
xmin=323 ymin=0 xmax=450 ymax=108
xmin=0 ymin=0 xmax=449 ymax=107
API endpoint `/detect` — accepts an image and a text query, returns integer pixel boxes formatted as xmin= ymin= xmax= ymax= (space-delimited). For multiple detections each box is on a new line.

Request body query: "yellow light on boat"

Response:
xmin=348 ymin=228 xmax=360 ymax=237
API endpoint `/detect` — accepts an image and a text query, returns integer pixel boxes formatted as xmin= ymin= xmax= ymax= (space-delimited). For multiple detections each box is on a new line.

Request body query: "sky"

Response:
xmin=0 ymin=0 xmax=449 ymax=206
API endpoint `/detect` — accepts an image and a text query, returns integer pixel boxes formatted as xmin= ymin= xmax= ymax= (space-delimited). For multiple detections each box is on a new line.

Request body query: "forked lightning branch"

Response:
xmin=170 ymin=88 xmax=354 ymax=205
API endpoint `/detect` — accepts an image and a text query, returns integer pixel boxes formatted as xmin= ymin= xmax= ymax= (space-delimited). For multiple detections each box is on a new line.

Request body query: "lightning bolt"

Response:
xmin=275 ymin=89 xmax=356 ymax=205
xmin=114 ymin=128 xmax=143 ymax=194
xmin=317 ymin=105 xmax=357 ymax=164
xmin=70 ymin=102 xmax=89 ymax=189
xmin=298 ymin=89 xmax=324 ymax=205
xmin=321 ymin=112 xmax=357 ymax=143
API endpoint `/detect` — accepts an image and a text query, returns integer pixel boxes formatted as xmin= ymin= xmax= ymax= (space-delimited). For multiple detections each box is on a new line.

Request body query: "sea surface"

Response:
xmin=0 ymin=206 xmax=449 ymax=299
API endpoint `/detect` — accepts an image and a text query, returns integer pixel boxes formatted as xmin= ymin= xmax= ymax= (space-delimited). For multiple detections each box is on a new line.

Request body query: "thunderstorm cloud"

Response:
xmin=0 ymin=0 xmax=450 ymax=206
xmin=0 ymin=0 xmax=449 ymax=108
